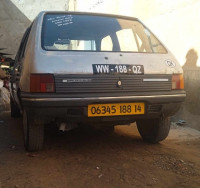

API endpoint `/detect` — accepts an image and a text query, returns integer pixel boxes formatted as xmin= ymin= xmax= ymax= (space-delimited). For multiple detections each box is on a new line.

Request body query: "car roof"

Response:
xmin=38 ymin=11 xmax=139 ymax=21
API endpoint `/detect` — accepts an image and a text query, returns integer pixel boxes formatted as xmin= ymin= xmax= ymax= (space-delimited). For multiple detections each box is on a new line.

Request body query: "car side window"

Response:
xmin=15 ymin=26 xmax=31 ymax=64
xmin=21 ymin=31 xmax=30 ymax=59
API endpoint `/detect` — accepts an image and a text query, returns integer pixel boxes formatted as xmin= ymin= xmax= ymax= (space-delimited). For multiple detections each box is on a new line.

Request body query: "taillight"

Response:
xmin=30 ymin=74 xmax=55 ymax=93
xmin=172 ymin=74 xmax=184 ymax=90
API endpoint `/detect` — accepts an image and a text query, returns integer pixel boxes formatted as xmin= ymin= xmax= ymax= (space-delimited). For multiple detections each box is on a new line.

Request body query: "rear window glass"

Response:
xmin=42 ymin=14 xmax=167 ymax=53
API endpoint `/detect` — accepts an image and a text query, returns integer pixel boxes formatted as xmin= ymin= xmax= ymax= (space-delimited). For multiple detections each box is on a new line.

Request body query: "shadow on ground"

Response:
xmin=0 ymin=111 xmax=200 ymax=188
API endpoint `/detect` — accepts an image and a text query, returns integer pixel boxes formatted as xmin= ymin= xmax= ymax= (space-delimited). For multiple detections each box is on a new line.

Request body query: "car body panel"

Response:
xmin=19 ymin=11 xmax=183 ymax=92
xmin=10 ymin=11 xmax=185 ymax=124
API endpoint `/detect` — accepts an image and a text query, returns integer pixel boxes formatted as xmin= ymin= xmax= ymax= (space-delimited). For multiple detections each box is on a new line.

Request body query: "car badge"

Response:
xmin=117 ymin=80 xmax=122 ymax=87
xmin=62 ymin=79 xmax=92 ymax=83
xmin=165 ymin=59 xmax=176 ymax=68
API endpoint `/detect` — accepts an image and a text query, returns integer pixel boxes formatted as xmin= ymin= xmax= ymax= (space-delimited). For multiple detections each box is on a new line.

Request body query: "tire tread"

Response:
xmin=137 ymin=118 xmax=170 ymax=143
xmin=27 ymin=123 xmax=44 ymax=151
xmin=23 ymin=110 xmax=44 ymax=151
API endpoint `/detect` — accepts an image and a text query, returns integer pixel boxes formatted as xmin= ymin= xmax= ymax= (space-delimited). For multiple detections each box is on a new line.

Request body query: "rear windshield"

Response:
xmin=42 ymin=14 xmax=167 ymax=53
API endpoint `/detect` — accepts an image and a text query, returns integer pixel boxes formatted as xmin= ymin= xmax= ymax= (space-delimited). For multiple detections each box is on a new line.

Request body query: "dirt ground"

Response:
xmin=0 ymin=111 xmax=200 ymax=188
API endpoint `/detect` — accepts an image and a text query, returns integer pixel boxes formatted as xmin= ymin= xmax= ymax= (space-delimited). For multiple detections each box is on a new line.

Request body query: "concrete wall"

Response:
xmin=0 ymin=0 xmax=70 ymax=58
xmin=175 ymin=49 xmax=200 ymax=131
xmin=143 ymin=0 xmax=200 ymax=67
xmin=175 ymin=68 xmax=200 ymax=131
xmin=0 ymin=0 xmax=31 ymax=58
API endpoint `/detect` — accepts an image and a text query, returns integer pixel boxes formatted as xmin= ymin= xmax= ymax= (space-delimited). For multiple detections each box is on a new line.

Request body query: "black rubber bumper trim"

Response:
xmin=21 ymin=93 xmax=186 ymax=107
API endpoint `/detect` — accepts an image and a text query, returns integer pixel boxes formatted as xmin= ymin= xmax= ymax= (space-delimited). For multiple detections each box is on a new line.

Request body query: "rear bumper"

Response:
xmin=21 ymin=91 xmax=186 ymax=123
xmin=21 ymin=92 xmax=185 ymax=106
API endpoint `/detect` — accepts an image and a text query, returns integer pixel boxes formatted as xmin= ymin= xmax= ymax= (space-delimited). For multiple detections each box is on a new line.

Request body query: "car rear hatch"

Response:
xmin=32 ymin=12 xmax=184 ymax=95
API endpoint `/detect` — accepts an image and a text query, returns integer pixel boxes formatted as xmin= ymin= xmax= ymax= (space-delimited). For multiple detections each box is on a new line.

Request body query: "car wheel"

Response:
xmin=23 ymin=110 xmax=44 ymax=151
xmin=136 ymin=117 xmax=170 ymax=143
xmin=10 ymin=95 xmax=21 ymax=117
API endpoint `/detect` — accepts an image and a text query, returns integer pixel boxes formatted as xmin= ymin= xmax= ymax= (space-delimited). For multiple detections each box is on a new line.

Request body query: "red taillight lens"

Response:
xmin=30 ymin=74 xmax=55 ymax=93
xmin=172 ymin=74 xmax=184 ymax=90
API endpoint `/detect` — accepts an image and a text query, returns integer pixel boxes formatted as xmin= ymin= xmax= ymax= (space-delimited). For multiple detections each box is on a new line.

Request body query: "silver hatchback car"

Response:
xmin=10 ymin=11 xmax=186 ymax=151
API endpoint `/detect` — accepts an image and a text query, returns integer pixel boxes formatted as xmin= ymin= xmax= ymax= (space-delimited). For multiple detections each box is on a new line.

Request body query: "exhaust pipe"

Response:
xmin=59 ymin=122 xmax=78 ymax=132
xmin=59 ymin=122 xmax=67 ymax=132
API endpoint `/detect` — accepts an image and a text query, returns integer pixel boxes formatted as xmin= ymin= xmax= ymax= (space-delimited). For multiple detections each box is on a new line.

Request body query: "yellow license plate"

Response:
xmin=88 ymin=103 xmax=145 ymax=117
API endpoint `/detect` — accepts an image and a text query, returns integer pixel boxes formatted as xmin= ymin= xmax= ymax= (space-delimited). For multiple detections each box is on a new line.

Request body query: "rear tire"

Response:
xmin=23 ymin=110 xmax=44 ymax=151
xmin=10 ymin=95 xmax=20 ymax=117
xmin=136 ymin=117 xmax=170 ymax=143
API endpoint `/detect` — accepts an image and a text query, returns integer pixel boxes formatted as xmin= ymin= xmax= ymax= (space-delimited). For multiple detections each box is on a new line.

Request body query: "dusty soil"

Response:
xmin=0 ymin=111 xmax=200 ymax=188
